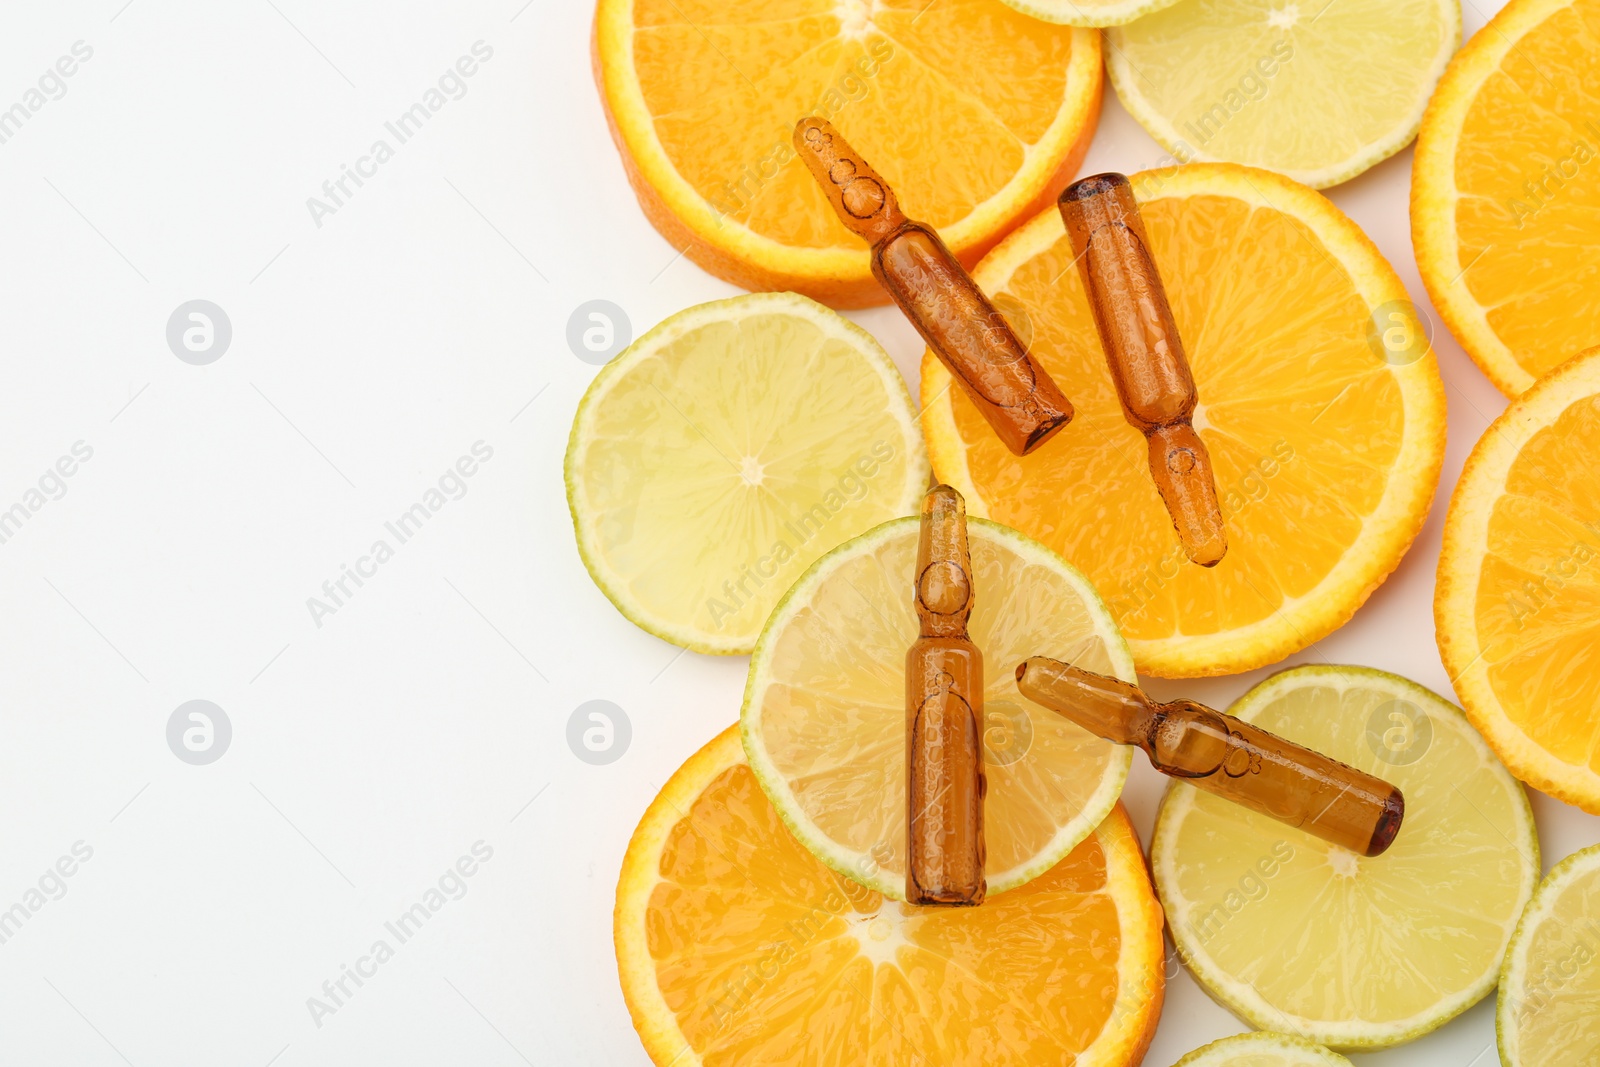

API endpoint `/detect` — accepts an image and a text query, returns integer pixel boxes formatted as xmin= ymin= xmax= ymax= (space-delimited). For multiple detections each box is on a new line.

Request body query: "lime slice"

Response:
xmin=742 ymin=514 xmax=1134 ymax=899
xmin=997 ymin=0 xmax=1185 ymax=26
xmin=1153 ymin=665 xmax=1538 ymax=1050
xmin=1173 ymin=1031 xmax=1352 ymax=1067
xmin=1498 ymin=842 xmax=1600 ymax=1066
xmin=566 ymin=292 xmax=928 ymax=654
xmin=1108 ymin=0 xmax=1460 ymax=188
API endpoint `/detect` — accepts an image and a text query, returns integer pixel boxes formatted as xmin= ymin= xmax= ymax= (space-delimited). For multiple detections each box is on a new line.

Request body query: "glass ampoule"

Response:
xmin=795 ymin=117 xmax=1074 ymax=457
xmin=1059 ymin=173 xmax=1227 ymax=566
xmin=905 ymin=485 xmax=986 ymax=905
xmin=1016 ymin=656 xmax=1404 ymax=856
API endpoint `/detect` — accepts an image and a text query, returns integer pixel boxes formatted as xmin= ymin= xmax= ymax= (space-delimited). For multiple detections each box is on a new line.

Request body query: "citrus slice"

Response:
xmin=1413 ymin=0 xmax=1600 ymax=396
xmin=566 ymin=292 xmax=928 ymax=655
xmin=1435 ymin=346 xmax=1600 ymax=813
xmin=1497 ymin=843 xmax=1600 ymax=1066
xmin=1173 ymin=1032 xmax=1352 ymax=1067
xmin=593 ymin=0 xmax=1102 ymax=307
xmin=1108 ymin=0 xmax=1459 ymax=188
xmin=1153 ymin=665 xmax=1539 ymax=1050
xmin=616 ymin=725 xmax=1165 ymax=1066
xmin=742 ymin=514 xmax=1135 ymax=898
xmin=996 ymin=0 xmax=1184 ymax=27
xmin=922 ymin=165 xmax=1447 ymax=678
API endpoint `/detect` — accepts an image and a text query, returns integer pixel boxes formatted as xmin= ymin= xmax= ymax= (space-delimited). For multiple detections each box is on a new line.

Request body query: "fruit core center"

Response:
xmin=1266 ymin=4 xmax=1300 ymax=29
xmin=835 ymin=0 xmax=877 ymax=39
xmin=738 ymin=455 xmax=765 ymax=487
xmin=1326 ymin=845 xmax=1360 ymax=877
xmin=848 ymin=904 xmax=908 ymax=966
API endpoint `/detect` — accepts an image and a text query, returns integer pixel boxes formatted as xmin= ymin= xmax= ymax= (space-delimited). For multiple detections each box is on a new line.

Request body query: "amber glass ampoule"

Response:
xmin=1016 ymin=657 xmax=1405 ymax=857
xmin=906 ymin=485 xmax=986 ymax=905
xmin=1060 ymin=173 xmax=1227 ymax=566
xmin=794 ymin=117 xmax=1073 ymax=457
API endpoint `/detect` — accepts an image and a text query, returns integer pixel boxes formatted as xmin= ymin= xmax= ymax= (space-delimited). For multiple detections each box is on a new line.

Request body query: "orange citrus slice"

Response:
xmin=592 ymin=0 xmax=1102 ymax=307
xmin=922 ymin=164 xmax=1447 ymax=677
xmin=615 ymin=725 xmax=1165 ymax=1066
xmin=1413 ymin=0 xmax=1600 ymax=396
xmin=1436 ymin=345 xmax=1600 ymax=813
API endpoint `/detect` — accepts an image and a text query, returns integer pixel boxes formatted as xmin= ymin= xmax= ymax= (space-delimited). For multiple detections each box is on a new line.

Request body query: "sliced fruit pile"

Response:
xmin=742 ymin=513 xmax=1135 ymax=899
xmin=1497 ymin=843 xmax=1600 ymax=1066
xmin=922 ymin=165 xmax=1447 ymax=678
xmin=1436 ymin=345 xmax=1600 ymax=814
xmin=1108 ymin=0 xmax=1459 ymax=187
xmin=1413 ymin=0 xmax=1600 ymax=395
xmin=1152 ymin=666 xmax=1538 ymax=1050
xmin=566 ymin=292 xmax=927 ymax=655
xmin=615 ymin=727 xmax=1165 ymax=1066
xmin=594 ymin=0 xmax=1103 ymax=306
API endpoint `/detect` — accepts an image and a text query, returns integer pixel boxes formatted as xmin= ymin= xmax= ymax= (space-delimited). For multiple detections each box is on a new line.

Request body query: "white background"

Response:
xmin=0 ymin=0 xmax=1593 ymax=1064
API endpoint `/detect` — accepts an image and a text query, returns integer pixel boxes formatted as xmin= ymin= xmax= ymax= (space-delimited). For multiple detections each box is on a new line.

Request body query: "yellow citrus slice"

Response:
xmin=1153 ymin=666 xmax=1538 ymax=1050
xmin=996 ymin=0 xmax=1184 ymax=27
xmin=1436 ymin=346 xmax=1600 ymax=813
xmin=615 ymin=725 xmax=1165 ymax=1066
xmin=743 ymin=514 xmax=1134 ymax=899
xmin=1413 ymin=0 xmax=1600 ymax=396
xmin=1173 ymin=1032 xmax=1353 ymax=1067
xmin=922 ymin=164 xmax=1447 ymax=677
xmin=566 ymin=292 xmax=927 ymax=655
xmin=1497 ymin=843 xmax=1600 ymax=1066
xmin=593 ymin=0 xmax=1102 ymax=307
xmin=1108 ymin=0 xmax=1459 ymax=188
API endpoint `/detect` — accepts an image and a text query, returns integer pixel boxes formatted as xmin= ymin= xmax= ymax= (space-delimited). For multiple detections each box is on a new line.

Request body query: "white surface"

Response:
xmin=0 ymin=1 xmax=1593 ymax=1065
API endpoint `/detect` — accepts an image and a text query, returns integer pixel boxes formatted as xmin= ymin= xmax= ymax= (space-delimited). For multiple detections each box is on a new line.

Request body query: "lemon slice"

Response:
xmin=566 ymin=292 xmax=928 ymax=654
xmin=1498 ymin=843 xmax=1600 ymax=1066
xmin=1153 ymin=665 xmax=1538 ymax=1050
xmin=1108 ymin=0 xmax=1460 ymax=188
xmin=742 ymin=515 xmax=1134 ymax=899
xmin=1173 ymin=1032 xmax=1352 ymax=1067
xmin=615 ymin=726 xmax=1166 ymax=1067
xmin=996 ymin=0 xmax=1185 ymax=27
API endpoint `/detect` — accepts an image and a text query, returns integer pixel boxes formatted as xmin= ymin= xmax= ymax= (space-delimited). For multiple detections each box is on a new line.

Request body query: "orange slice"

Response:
xmin=1436 ymin=345 xmax=1600 ymax=813
xmin=922 ymin=164 xmax=1447 ymax=677
xmin=592 ymin=0 xmax=1102 ymax=307
xmin=1413 ymin=0 xmax=1600 ymax=396
xmin=615 ymin=725 xmax=1165 ymax=1067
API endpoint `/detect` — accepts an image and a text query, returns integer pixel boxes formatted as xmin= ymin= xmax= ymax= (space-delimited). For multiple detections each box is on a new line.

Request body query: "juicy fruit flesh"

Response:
xmin=1159 ymin=676 xmax=1534 ymax=1034
xmin=1503 ymin=854 xmax=1600 ymax=1065
xmin=1453 ymin=0 xmax=1600 ymax=382
xmin=755 ymin=522 xmax=1124 ymax=888
xmin=1474 ymin=392 xmax=1600 ymax=773
xmin=577 ymin=307 xmax=919 ymax=646
xmin=646 ymin=761 xmax=1136 ymax=1065
xmin=1111 ymin=0 xmax=1451 ymax=178
xmin=630 ymin=0 xmax=1083 ymax=247
xmin=956 ymin=193 xmax=1403 ymax=647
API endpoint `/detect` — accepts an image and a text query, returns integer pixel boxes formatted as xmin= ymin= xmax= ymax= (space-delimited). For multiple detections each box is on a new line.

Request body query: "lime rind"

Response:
xmin=741 ymin=514 xmax=1134 ymax=900
xmin=1497 ymin=842 xmax=1600 ymax=1066
xmin=996 ymin=0 xmax=1185 ymax=26
xmin=1172 ymin=1030 xmax=1353 ymax=1067
xmin=1152 ymin=664 xmax=1538 ymax=1050
xmin=565 ymin=291 xmax=929 ymax=655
